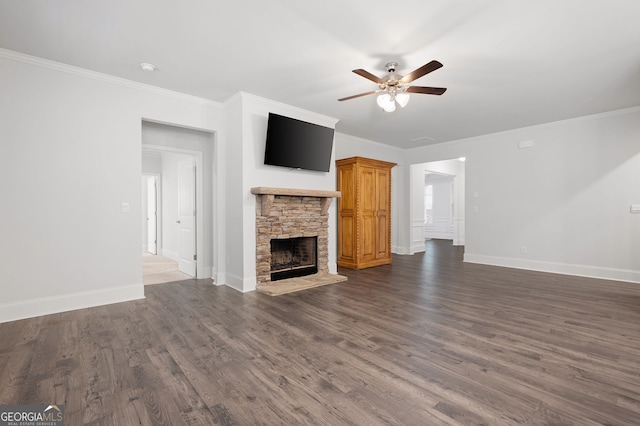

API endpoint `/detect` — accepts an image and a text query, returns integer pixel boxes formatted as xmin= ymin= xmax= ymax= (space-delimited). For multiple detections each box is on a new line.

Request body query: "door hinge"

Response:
xmin=193 ymin=254 xmax=197 ymax=261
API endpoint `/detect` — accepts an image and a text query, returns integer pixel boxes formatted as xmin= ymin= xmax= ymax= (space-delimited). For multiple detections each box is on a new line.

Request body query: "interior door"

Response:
xmin=178 ymin=159 xmax=196 ymax=276
xmin=146 ymin=176 xmax=157 ymax=254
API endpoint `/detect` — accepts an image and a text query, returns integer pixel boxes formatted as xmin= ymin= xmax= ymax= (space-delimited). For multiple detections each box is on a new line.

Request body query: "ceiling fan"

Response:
xmin=338 ymin=60 xmax=447 ymax=112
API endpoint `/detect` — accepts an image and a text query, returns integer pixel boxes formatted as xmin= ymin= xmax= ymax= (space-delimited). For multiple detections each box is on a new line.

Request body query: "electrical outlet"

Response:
xmin=520 ymin=246 xmax=527 ymax=254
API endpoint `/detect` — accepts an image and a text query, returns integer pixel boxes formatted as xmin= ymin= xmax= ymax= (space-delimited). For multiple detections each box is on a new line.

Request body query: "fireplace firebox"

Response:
xmin=270 ymin=236 xmax=318 ymax=281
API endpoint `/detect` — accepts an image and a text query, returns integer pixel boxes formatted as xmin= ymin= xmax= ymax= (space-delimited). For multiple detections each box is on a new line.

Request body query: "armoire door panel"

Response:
xmin=360 ymin=167 xmax=376 ymax=213
xmin=361 ymin=214 xmax=376 ymax=260
xmin=376 ymin=214 xmax=388 ymax=258
xmin=376 ymin=170 xmax=389 ymax=212
xmin=339 ymin=215 xmax=355 ymax=260
xmin=338 ymin=167 xmax=355 ymax=211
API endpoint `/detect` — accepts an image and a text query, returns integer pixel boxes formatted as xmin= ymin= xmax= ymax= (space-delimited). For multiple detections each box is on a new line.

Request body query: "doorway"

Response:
xmin=141 ymin=150 xmax=198 ymax=281
xmin=409 ymin=157 xmax=466 ymax=254
xmin=424 ymin=172 xmax=455 ymax=240
xmin=141 ymin=120 xmax=215 ymax=285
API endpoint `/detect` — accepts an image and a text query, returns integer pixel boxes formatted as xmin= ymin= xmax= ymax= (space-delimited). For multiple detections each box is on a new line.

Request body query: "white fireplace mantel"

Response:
xmin=251 ymin=187 xmax=341 ymax=216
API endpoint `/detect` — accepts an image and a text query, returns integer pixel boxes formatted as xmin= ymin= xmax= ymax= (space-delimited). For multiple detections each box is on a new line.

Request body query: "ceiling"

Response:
xmin=1 ymin=0 xmax=639 ymax=149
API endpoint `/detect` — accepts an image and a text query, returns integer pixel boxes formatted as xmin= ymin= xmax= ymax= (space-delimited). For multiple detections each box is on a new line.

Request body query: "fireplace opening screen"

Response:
xmin=270 ymin=236 xmax=318 ymax=281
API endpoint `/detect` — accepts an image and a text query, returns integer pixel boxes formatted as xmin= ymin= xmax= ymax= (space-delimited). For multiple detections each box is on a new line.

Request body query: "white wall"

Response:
xmin=0 ymin=50 xmax=222 ymax=323
xmin=221 ymin=95 xmax=245 ymax=290
xmin=403 ymin=107 xmax=640 ymax=283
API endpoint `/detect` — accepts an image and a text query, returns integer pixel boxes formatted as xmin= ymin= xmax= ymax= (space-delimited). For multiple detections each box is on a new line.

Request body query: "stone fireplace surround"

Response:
xmin=251 ymin=187 xmax=347 ymax=295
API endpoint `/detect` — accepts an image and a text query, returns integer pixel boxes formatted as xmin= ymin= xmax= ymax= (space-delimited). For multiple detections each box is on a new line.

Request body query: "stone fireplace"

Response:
xmin=251 ymin=187 xmax=347 ymax=295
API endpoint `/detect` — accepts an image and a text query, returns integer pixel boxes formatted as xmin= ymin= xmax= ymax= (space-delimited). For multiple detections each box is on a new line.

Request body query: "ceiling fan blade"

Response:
xmin=338 ymin=91 xmax=377 ymax=101
xmin=352 ymin=69 xmax=384 ymax=84
xmin=406 ymin=86 xmax=447 ymax=95
xmin=400 ymin=60 xmax=443 ymax=84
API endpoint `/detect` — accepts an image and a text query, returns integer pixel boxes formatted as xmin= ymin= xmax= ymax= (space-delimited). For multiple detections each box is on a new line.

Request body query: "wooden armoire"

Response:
xmin=336 ymin=156 xmax=396 ymax=269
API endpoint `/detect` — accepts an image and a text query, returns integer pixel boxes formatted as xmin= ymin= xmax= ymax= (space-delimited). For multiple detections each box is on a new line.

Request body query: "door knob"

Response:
xmin=176 ymin=220 xmax=181 ymax=224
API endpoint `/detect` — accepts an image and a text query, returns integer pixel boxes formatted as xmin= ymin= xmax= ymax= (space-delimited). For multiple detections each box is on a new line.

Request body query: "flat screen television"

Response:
xmin=264 ymin=113 xmax=335 ymax=172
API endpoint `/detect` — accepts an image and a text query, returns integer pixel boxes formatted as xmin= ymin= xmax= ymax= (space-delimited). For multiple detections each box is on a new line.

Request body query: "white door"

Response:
xmin=146 ymin=176 xmax=157 ymax=254
xmin=178 ymin=159 xmax=196 ymax=276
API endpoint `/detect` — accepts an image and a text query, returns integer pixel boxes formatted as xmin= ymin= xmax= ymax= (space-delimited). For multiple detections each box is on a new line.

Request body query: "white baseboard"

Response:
xmin=211 ymin=267 xmax=220 ymax=285
xmin=464 ymin=253 xmax=640 ymax=284
xmin=224 ymin=272 xmax=256 ymax=293
xmin=392 ymin=245 xmax=411 ymax=255
xmin=411 ymin=244 xmax=426 ymax=254
xmin=424 ymin=232 xmax=454 ymax=240
xmin=0 ymin=284 xmax=145 ymax=324
xmin=197 ymin=264 xmax=212 ymax=279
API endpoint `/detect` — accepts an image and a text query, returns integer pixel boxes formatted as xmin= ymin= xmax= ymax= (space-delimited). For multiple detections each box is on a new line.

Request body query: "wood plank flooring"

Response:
xmin=1 ymin=239 xmax=640 ymax=425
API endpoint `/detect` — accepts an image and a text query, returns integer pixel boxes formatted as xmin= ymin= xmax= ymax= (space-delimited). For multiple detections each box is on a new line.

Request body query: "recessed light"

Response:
xmin=140 ymin=63 xmax=156 ymax=72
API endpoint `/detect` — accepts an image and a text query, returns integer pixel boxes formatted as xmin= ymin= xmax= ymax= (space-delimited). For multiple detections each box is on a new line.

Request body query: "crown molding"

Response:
xmin=0 ymin=48 xmax=223 ymax=109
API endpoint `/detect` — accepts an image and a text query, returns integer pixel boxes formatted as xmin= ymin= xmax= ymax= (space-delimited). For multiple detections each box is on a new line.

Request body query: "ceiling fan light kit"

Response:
xmin=339 ymin=60 xmax=447 ymax=112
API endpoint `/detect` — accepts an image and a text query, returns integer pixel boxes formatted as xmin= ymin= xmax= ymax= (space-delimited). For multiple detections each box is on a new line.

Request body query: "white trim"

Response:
xmin=410 ymin=219 xmax=426 ymax=254
xmin=224 ymin=272 xmax=256 ymax=293
xmin=464 ymin=253 xmax=640 ymax=284
xmin=392 ymin=245 xmax=411 ymax=255
xmin=0 ymin=284 xmax=145 ymax=324
xmin=0 ymin=48 xmax=223 ymax=108
xmin=214 ymin=271 xmax=225 ymax=287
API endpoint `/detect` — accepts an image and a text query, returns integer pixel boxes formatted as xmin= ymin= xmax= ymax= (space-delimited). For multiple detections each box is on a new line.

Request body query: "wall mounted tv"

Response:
xmin=264 ymin=113 xmax=335 ymax=172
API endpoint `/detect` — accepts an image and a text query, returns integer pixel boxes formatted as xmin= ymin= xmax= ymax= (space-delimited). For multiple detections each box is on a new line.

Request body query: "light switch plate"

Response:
xmin=121 ymin=202 xmax=130 ymax=213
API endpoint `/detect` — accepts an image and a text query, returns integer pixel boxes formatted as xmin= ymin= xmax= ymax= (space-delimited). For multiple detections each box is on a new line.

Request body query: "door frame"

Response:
xmin=143 ymin=173 xmax=161 ymax=254
xmin=143 ymin=144 xmax=205 ymax=278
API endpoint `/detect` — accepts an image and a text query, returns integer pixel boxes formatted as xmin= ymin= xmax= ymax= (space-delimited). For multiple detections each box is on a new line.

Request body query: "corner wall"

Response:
xmin=403 ymin=107 xmax=640 ymax=283
xmin=0 ymin=50 xmax=223 ymax=323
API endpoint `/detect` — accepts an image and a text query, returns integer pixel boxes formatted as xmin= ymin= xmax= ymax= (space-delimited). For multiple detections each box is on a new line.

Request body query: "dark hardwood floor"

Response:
xmin=1 ymin=240 xmax=640 ymax=425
